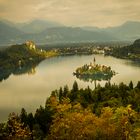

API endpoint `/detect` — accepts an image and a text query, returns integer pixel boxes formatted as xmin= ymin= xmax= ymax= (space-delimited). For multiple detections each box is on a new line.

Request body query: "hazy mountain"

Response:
xmin=0 ymin=19 xmax=16 ymax=27
xmin=20 ymin=27 xmax=117 ymax=44
xmin=42 ymin=27 xmax=117 ymax=42
xmin=0 ymin=21 xmax=24 ymax=45
xmin=81 ymin=26 xmax=101 ymax=32
xmin=1 ymin=19 xmax=140 ymax=46
xmin=16 ymin=19 xmax=63 ymax=33
xmin=82 ymin=21 xmax=140 ymax=41
xmin=104 ymin=21 xmax=140 ymax=40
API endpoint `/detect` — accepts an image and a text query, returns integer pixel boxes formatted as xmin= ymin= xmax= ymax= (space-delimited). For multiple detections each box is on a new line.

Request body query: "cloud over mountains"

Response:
xmin=0 ymin=0 xmax=140 ymax=27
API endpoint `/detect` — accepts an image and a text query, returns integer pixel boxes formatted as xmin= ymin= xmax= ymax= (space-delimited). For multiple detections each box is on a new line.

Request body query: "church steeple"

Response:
xmin=93 ymin=57 xmax=96 ymax=65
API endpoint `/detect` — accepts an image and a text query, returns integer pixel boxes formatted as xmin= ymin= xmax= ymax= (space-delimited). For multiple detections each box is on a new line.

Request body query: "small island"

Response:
xmin=73 ymin=58 xmax=116 ymax=81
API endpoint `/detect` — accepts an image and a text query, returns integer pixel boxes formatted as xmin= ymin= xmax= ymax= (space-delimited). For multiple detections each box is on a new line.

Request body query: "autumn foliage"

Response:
xmin=0 ymin=81 xmax=140 ymax=140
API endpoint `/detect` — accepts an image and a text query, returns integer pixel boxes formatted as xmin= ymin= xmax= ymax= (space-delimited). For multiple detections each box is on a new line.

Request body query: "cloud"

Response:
xmin=0 ymin=0 xmax=140 ymax=27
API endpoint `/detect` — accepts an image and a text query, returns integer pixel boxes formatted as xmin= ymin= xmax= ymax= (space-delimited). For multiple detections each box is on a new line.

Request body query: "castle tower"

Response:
xmin=25 ymin=41 xmax=36 ymax=50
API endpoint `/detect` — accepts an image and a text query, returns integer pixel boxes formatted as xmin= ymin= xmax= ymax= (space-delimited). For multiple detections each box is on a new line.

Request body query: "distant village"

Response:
xmin=39 ymin=42 xmax=129 ymax=56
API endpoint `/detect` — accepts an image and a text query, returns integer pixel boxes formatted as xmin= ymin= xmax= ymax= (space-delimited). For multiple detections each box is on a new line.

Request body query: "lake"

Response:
xmin=0 ymin=54 xmax=140 ymax=122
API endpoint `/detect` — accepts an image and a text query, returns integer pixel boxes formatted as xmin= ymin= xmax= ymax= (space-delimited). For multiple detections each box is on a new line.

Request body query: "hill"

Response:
xmin=105 ymin=21 xmax=140 ymax=41
xmin=0 ymin=42 xmax=46 ymax=81
xmin=133 ymin=39 xmax=140 ymax=47
xmin=0 ymin=20 xmax=117 ymax=45
xmin=82 ymin=21 xmax=140 ymax=41
xmin=20 ymin=27 xmax=117 ymax=44
xmin=0 ymin=21 xmax=23 ymax=45
xmin=108 ymin=38 xmax=140 ymax=60
xmin=0 ymin=42 xmax=46 ymax=65
xmin=16 ymin=19 xmax=63 ymax=34
xmin=1 ymin=19 xmax=140 ymax=45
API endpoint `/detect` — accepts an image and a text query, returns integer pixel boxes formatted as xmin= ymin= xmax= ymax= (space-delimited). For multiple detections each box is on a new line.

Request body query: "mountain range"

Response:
xmin=0 ymin=19 xmax=140 ymax=46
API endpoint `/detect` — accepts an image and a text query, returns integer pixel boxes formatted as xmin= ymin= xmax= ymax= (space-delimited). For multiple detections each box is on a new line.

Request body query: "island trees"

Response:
xmin=73 ymin=58 xmax=116 ymax=86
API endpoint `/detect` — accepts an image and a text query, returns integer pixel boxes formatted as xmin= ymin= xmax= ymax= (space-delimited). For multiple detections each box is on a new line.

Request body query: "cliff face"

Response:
xmin=0 ymin=42 xmax=45 ymax=82
xmin=0 ymin=42 xmax=46 ymax=71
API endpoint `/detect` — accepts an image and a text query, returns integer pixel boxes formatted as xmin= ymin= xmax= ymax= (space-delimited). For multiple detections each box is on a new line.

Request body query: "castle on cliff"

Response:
xmin=25 ymin=41 xmax=36 ymax=50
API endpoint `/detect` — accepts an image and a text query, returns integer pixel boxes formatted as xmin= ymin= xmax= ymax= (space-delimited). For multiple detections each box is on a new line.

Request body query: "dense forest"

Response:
xmin=0 ymin=81 xmax=140 ymax=140
xmin=109 ymin=39 xmax=140 ymax=61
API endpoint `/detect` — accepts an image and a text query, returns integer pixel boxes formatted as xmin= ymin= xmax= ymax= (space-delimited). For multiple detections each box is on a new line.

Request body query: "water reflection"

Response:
xmin=125 ymin=60 xmax=140 ymax=67
xmin=74 ymin=73 xmax=113 ymax=82
xmin=0 ymin=63 xmax=39 ymax=82
xmin=74 ymin=71 xmax=113 ymax=88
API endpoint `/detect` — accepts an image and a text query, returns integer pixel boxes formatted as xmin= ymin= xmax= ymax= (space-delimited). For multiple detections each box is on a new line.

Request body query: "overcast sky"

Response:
xmin=0 ymin=0 xmax=140 ymax=27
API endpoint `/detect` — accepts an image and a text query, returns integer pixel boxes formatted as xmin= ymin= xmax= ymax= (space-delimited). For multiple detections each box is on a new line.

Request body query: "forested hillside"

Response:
xmin=0 ymin=81 xmax=140 ymax=140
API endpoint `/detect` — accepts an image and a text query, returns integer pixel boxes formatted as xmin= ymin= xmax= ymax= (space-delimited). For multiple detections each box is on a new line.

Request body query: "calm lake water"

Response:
xmin=0 ymin=54 xmax=140 ymax=122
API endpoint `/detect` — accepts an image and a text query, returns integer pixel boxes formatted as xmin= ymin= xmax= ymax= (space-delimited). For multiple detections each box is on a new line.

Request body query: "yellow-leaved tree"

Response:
xmin=7 ymin=112 xmax=31 ymax=140
xmin=47 ymin=102 xmax=139 ymax=140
